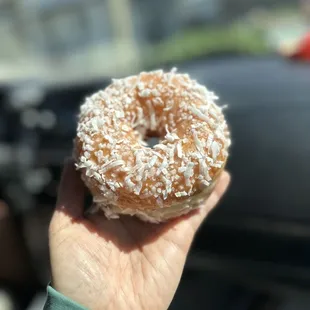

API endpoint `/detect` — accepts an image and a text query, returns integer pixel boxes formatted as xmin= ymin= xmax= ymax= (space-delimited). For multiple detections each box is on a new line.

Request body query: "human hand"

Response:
xmin=49 ymin=159 xmax=230 ymax=310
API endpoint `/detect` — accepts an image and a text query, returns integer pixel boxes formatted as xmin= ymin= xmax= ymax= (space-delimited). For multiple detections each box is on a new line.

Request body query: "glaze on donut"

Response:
xmin=74 ymin=69 xmax=231 ymax=223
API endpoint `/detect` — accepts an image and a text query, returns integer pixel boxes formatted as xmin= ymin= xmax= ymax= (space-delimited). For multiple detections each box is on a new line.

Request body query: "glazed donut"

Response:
xmin=74 ymin=69 xmax=231 ymax=223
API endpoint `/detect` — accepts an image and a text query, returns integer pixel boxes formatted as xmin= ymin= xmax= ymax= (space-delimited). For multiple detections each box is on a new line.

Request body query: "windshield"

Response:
xmin=0 ymin=0 xmax=308 ymax=84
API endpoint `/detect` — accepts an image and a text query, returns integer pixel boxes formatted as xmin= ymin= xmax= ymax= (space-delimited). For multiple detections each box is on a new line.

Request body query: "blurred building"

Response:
xmin=0 ymin=0 xmax=140 ymax=83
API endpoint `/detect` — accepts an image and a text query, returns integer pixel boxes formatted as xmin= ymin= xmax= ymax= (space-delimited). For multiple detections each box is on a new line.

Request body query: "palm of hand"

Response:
xmin=49 ymin=161 xmax=230 ymax=310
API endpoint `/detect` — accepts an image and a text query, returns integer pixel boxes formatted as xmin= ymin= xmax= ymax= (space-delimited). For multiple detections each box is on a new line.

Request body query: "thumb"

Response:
xmin=163 ymin=171 xmax=230 ymax=255
xmin=187 ymin=171 xmax=231 ymax=231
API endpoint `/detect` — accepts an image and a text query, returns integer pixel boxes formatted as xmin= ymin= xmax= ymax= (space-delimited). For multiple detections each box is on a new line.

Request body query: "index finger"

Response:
xmin=55 ymin=158 xmax=86 ymax=221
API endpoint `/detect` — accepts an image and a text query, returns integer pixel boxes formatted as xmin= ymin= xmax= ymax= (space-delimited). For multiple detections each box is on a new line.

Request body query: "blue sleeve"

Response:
xmin=43 ymin=285 xmax=88 ymax=310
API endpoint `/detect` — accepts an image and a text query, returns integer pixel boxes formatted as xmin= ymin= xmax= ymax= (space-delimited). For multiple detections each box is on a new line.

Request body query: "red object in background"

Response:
xmin=291 ymin=32 xmax=310 ymax=61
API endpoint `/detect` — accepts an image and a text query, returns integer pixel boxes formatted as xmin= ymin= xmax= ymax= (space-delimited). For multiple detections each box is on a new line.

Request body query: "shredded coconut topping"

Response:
xmin=75 ymin=69 xmax=231 ymax=216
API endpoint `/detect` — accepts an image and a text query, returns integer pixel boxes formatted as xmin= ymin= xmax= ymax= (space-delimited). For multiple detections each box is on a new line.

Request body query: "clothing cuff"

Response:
xmin=43 ymin=285 xmax=88 ymax=310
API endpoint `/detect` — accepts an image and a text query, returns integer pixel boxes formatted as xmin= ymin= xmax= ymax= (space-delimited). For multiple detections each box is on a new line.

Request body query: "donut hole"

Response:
xmin=140 ymin=128 xmax=162 ymax=149
xmin=144 ymin=136 xmax=160 ymax=148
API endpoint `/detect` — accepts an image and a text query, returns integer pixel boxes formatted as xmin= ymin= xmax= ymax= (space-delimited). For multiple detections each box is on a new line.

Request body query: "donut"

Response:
xmin=74 ymin=69 xmax=231 ymax=223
